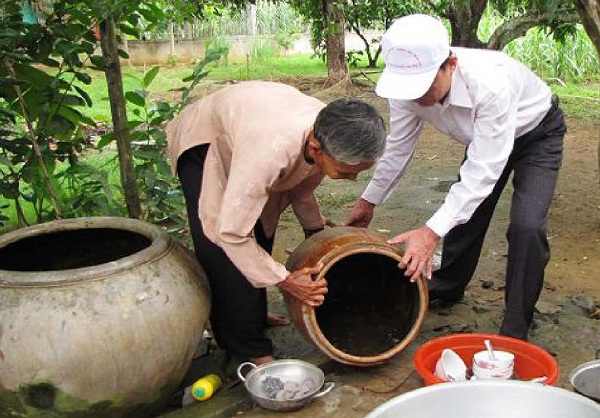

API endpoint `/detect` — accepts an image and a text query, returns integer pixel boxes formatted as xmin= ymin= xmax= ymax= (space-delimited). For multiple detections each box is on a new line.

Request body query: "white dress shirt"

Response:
xmin=363 ymin=47 xmax=552 ymax=237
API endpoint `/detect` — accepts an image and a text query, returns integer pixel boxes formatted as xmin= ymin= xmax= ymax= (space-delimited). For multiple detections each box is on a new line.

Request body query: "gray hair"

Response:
xmin=313 ymin=98 xmax=386 ymax=165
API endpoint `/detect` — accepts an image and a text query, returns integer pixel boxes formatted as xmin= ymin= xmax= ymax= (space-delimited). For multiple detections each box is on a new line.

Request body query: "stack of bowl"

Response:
xmin=472 ymin=349 xmax=515 ymax=379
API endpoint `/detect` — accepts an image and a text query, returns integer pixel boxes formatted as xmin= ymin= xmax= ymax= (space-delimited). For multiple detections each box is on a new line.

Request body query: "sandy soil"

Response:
xmin=267 ymin=78 xmax=600 ymax=388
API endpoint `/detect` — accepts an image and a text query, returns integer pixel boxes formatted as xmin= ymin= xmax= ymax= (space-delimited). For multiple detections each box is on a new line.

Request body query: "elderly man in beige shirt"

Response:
xmin=167 ymin=81 xmax=386 ymax=367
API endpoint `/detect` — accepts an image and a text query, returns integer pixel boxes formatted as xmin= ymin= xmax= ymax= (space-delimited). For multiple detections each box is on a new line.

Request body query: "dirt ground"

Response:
xmin=160 ymin=78 xmax=600 ymax=418
xmin=264 ymin=78 xmax=600 ymax=389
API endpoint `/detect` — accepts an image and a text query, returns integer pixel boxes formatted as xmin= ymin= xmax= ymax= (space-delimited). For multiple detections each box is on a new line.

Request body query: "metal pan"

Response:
xmin=237 ymin=359 xmax=334 ymax=411
xmin=569 ymin=354 xmax=600 ymax=403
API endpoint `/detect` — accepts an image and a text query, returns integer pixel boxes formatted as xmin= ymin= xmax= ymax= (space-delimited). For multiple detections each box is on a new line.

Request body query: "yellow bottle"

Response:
xmin=190 ymin=374 xmax=222 ymax=401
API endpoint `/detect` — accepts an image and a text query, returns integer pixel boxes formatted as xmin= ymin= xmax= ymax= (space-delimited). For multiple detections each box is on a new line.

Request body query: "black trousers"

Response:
xmin=431 ymin=96 xmax=566 ymax=340
xmin=177 ymin=144 xmax=274 ymax=359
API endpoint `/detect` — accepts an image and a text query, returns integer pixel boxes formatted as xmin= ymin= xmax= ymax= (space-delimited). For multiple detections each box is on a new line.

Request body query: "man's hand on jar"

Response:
xmin=277 ymin=263 xmax=327 ymax=307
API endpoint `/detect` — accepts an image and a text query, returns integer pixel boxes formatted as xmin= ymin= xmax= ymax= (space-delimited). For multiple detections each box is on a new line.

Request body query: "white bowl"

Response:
xmin=473 ymin=350 xmax=514 ymax=370
xmin=434 ymin=349 xmax=468 ymax=382
xmin=472 ymin=361 xmax=513 ymax=380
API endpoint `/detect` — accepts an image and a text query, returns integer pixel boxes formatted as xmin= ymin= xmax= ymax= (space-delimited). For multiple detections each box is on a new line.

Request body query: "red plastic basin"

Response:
xmin=414 ymin=333 xmax=558 ymax=386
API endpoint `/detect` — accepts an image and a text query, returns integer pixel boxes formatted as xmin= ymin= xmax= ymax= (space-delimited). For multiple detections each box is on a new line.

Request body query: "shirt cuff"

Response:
xmin=254 ymin=261 xmax=289 ymax=287
xmin=361 ymin=183 xmax=388 ymax=206
xmin=426 ymin=207 xmax=455 ymax=238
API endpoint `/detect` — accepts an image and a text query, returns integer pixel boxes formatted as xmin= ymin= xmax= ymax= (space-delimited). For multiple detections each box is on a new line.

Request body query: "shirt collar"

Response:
xmin=445 ymin=66 xmax=472 ymax=109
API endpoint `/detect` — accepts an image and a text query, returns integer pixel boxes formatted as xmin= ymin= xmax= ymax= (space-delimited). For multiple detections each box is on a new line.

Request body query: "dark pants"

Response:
xmin=177 ymin=144 xmax=274 ymax=359
xmin=431 ymin=96 xmax=566 ymax=340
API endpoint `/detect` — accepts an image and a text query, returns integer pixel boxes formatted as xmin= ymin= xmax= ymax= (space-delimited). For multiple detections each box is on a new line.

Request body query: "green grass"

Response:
xmin=79 ymin=52 xmax=598 ymax=123
xmin=550 ymin=82 xmax=600 ymax=120
xmin=77 ymin=53 xmax=328 ymax=122
xmin=209 ymin=53 xmax=328 ymax=80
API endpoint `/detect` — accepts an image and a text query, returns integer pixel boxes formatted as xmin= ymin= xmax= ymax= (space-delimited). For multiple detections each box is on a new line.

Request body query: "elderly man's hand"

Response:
xmin=277 ymin=263 xmax=327 ymax=307
xmin=387 ymin=225 xmax=439 ymax=282
xmin=344 ymin=198 xmax=375 ymax=228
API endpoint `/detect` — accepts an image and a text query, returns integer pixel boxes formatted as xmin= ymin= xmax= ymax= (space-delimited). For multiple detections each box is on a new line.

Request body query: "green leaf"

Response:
xmin=54 ymin=39 xmax=72 ymax=55
xmin=118 ymin=24 xmax=139 ymax=38
xmin=153 ymin=101 xmax=171 ymax=112
xmin=54 ymin=105 xmax=95 ymax=126
xmin=134 ymin=149 xmax=160 ymax=161
xmin=149 ymin=115 xmax=167 ymax=126
xmin=1 ymin=51 xmax=29 ymax=61
xmin=63 ymin=51 xmax=83 ymax=68
xmin=74 ymin=72 xmax=92 ymax=85
xmin=97 ymin=132 xmax=114 ymax=149
xmin=117 ymin=48 xmax=130 ymax=59
xmin=143 ymin=66 xmax=160 ymax=88
xmin=61 ymin=94 xmax=86 ymax=107
xmin=138 ymin=6 xmax=164 ymax=22
xmin=129 ymin=131 xmax=148 ymax=143
xmin=0 ymin=153 xmax=12 ymax=167
xmin=127 ymin=120 xmax=143 ymax=130
xmin=11 ymin=63 xmax=53 ymax=88
xmin=40 ymin=58 xmax=61 ymax=68
xmin=125 ymin=91 xmax=146 ymax=107
xmin=89 ymin=56 xmax=105 ymax=70
xmin=0 ymin=182 xmax=20 ymax=199
xmin=46 ymin=114 xmax=75 ymax=136
xmin=126 ymin=13 xmax=140 ymax=26
xmin=74 ymin=85 xmax=93 ymax=107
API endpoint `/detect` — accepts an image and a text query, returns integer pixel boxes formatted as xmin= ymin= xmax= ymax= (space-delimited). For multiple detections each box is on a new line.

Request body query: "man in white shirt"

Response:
xmin=345 ymin=14 xmax=566 ymax=340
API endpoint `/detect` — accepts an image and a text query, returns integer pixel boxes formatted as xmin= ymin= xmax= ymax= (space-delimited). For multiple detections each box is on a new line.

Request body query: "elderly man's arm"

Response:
xmin=289 ymin=173 xmax=327 ymax=238
xmin=214 ymin=161 xmax=328 ymax=306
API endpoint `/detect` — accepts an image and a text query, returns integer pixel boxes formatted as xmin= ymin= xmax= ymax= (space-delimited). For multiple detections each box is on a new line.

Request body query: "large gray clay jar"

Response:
xmin=0 ymin=216 xmax=211 ymax=418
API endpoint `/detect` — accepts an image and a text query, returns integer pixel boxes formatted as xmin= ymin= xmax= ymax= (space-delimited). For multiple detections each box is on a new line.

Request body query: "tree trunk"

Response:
xmin=99 ymin=17 xmax=141 ymax=219
xmin=447 ymin=0 xmax=487 ymax=47
xmin=324 ymin=0 xmax=348 ymax=85
xmin=572 ymin=0 xmax=600 ymax=189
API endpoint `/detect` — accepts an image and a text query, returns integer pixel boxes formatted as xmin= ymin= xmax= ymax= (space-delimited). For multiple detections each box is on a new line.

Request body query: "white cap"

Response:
xmin=376 ymin=14 xmax=450 ymax=100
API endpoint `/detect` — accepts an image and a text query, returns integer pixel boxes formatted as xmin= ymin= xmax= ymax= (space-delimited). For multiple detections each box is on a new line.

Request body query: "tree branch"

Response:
xmin=487 ymin=10 xmax=581 ymax=50
xmin=4 ymin=59 xmax=62 ymax=220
